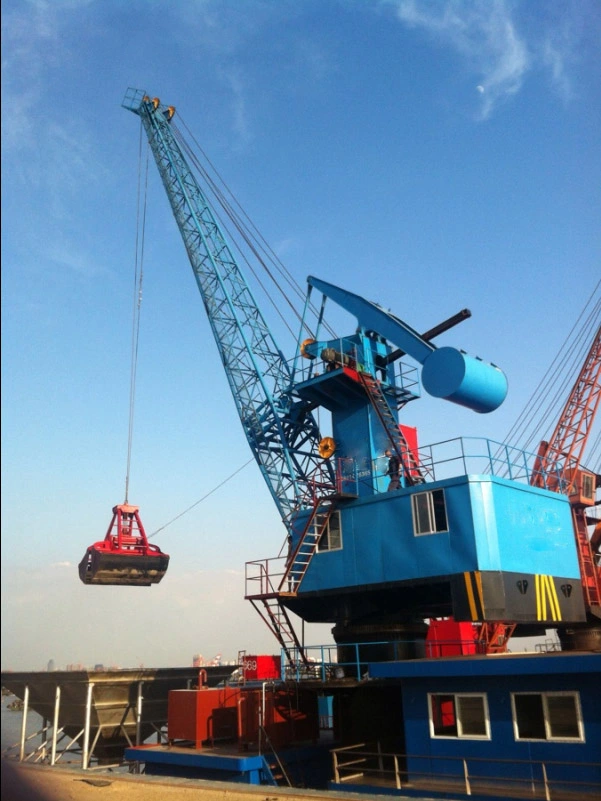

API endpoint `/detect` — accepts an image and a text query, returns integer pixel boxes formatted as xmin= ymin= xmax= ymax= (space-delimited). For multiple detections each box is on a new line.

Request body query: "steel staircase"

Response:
xmin=279 ymin=500 xmax=336 ymax=596
xmin=358 ymin=372 xmax=429 ymax=484
xmin=259 ymin=727 xmax=293 ymax=787
xmin=248 ymin=594 xmax=310 ymax=667
xmin=572 ymin=508 xmax=601 ymax=614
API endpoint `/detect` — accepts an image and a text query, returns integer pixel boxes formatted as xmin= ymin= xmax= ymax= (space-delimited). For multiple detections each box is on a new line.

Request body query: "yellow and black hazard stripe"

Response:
xmin=463 ymin=571 xmax=485 ymax=621
xmin=535 ymin=574 xmax=562 ymax=621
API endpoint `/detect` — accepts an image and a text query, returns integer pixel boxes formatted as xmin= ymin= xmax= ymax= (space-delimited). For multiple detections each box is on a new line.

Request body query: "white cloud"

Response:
xmin=384 ymin=0 xmax=529 ymax=119
xmin=541 ymin=31 xmax=572 ymax=102
xmin=380 ymin=0 xmax=595 ymax=119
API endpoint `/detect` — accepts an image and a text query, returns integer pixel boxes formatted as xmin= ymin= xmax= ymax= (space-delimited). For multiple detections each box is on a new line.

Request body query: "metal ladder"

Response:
xmin=248 ymin=595 xmax=310 ymax=667
xmin=278 ymin=499 xmax=336 ymax=597
xmin=358 ymin=372 xmax=428 ymax=483
xmin=572 ymin=507 xmax=601 ymax=613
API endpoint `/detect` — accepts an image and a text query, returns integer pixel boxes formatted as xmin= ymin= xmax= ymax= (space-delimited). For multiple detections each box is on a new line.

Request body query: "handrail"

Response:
xmin=281 ymin=637 xmax=495 ymax=682
xmin=331 ymin=744 xmax=601 ymax=800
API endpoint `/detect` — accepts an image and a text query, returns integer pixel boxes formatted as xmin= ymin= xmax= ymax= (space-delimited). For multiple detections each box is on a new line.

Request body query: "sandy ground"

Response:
xmin=1 ymin=761 xmax=401 ymax=801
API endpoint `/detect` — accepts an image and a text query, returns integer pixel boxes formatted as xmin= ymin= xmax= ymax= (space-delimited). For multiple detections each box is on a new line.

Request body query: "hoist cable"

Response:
xmin=174 ymin=117 xmax=338 ymax=341
xmin=520 ymin=304 xmax=599 ymax=454
xmin=504 ymin=295 xmax=596 ymax=451
xmin=501 ymin=280 xmax=601 ymax=455
xmin=174 ymin=127 xmax=302 ymax=340
xmin=175 ymin=118 xmax=308 ymax=305
xmin=124 ymin=127 xmax=149 ymax=504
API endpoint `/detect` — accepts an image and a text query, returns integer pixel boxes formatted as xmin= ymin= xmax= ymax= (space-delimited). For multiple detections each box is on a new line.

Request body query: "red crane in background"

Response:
xmin=532 ymin=324 xmax=601 ymax=626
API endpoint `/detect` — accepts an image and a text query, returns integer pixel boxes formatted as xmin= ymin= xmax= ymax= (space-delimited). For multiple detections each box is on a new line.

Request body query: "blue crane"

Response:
xmin=122 ymin=89 xmax=590 ymax=661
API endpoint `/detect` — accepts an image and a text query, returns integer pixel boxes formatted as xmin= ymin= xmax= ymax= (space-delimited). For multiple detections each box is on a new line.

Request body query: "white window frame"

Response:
xmin=428 ymin=692 xmax=491 ymax=740
xmin=317 ymin=510 xmax=343 ymax=553
xmin=511 ymin=691 xmax=584 ymax=743
xmin=411 ymin=488 xmax=449 ymax=536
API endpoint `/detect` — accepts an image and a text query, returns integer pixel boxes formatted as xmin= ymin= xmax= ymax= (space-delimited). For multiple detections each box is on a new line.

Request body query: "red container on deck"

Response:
xmin=241 ymin=654 xmax=281 ymax=681
xmin=426 ymin=618 xmax=478 ymax=657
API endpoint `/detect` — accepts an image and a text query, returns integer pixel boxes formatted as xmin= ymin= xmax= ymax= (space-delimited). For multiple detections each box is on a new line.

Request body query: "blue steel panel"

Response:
xmin=299 ymin=478 xmax=479 ymax=592
xmin=485 ymin=479 xmax=579 ymax=576
xmin=389 ymin=655 xmax=601 ymax=785
xmin=369 ymin=652 xmax=601 ymax=679
xmin=298 ymin=476 xmax=580 ymax=593
xmin=124 ymin=746 xmax=266 ymax=770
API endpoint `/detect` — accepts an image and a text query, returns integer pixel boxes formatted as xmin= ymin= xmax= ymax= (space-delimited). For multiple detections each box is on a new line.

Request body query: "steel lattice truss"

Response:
xmin=123 ymin=89 xmax=331 ymax=524
xmin=544 ymin=325 xmax=601 ymax=480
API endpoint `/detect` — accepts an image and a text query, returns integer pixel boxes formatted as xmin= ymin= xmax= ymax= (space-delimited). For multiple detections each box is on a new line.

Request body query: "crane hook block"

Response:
xmin=318 ymin=436 xmax=336 ymax=459
xmin=421 ymin=347 xmax=508 ymax=414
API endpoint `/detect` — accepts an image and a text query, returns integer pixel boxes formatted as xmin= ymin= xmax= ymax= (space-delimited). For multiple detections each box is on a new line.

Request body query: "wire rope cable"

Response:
xmin=173 ymin=116 xmax=338 ymax=342
xmin=148 ymin=458 xmax=254 ymax=539
xmin=124 ymin=126 xmax=150 ymax=504
xmin=501 ymin=279 xmax=601 ymax=465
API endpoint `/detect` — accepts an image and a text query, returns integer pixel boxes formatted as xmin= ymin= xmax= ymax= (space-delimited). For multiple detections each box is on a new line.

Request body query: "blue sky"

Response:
xmin=2 ymin=0 xmax=599 ymax=671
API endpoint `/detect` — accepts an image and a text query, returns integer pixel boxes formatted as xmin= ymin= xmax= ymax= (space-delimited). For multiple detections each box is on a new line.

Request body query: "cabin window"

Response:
xmin=317 ymin=511 xmax=342 ymax=552
xmin=429 ymin=693 xmax=490 ymax=739
xmin=512 ymin=692 xmax=583 ymax=742
xmin=582 ymin=472 xmax=593 ymax=498
xmin=412 ymin=489 xmax=448 ymax=535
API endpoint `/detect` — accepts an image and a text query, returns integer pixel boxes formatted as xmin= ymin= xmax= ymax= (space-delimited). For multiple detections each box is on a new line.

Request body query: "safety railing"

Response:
xmin=412 ymin=436 xmax=565 ymax=489
xmin=331 ymin=744 xmax=601 ymax=800
xmin=282 ymin=638 xmax=492 ymax=682
xmin=245 ymin=556 xmax=287 ymax=598
xmin=325 ymin=438 xmax=561 ymax=494
xmin=292 ymin=335 xmax=421 ymax=401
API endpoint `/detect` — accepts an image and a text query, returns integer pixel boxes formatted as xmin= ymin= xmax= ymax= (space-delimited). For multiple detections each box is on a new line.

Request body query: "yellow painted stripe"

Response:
xmin=545 ymin=575 xmax=561 ymax=622
xmin=474 ymin=571 xmax=485 ymax=616
xmin=464 ymin=572 xmax=478 ymax=620
xmin=542 ymin=575 xmax=550 ymax=620
xmin=549 ymin=575 xmax=562 ymax=622
xmin=547 ymin=575 xmax=557 ymax=621
xmin=535 ymin=574 xmax=543 ymax=621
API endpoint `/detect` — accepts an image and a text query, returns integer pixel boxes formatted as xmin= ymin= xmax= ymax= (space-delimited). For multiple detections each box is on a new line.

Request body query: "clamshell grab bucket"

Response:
xmin=79 ymin=503 xmax=169 ymax=587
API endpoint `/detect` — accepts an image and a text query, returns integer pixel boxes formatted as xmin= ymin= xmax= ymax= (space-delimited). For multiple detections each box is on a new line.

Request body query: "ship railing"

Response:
xmin=331 ymin=743 xmax=601 ymax=800
xmin=282 ymin=638 xmax=490 ymax=682
xmin=414 ymin=436 xmax=565 ymax=489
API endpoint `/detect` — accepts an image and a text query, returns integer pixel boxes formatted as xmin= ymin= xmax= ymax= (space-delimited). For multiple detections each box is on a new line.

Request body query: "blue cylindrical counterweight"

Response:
xmin=421 ymin=346 xmax=507 ymax=413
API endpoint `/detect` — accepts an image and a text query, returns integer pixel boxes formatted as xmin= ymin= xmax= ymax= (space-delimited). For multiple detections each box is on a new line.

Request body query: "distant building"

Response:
xmin=47 ymin=659 xmax=55 ymax=672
